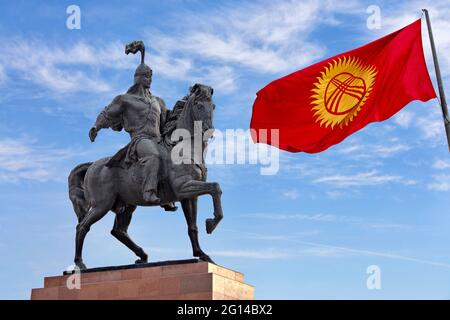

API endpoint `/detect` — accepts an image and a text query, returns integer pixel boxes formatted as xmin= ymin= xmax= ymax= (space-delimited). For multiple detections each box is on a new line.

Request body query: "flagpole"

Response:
xmin=422 ymin=9 xmax=450 ymax=152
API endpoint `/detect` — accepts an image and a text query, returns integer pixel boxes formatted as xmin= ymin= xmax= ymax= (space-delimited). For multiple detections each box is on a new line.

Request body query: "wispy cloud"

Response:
xmin=241 ymin=212 xmax=412 ymax=231
xmin=0 ymin=64 xmax=6 ymax=84
xmin=375 ymin=0 xmax=450 ymax=77
xmin=0 ymin=37 xmax=240 ymax=96
xmin=210 ymin=247 xmax=345 ymax=259
xmin=142 ymin=243 xmax=344 ymax=259
xmin=145 ymin=244 xmax=347 ymax=259
xmin=0 ymin=137 xmax=81 ymax=183
xmin=142 ymin=0 xmax=365 ymax=96
xmin=326 ymin=190 xmax=350 ymax=199
xmin=191 ymin=66 xmax=238 ymax=94
xmin=361 ymin=0 xmax=450 ymax=147
xmin=394 ymin=109 xmax=415 ymax=128
xmin=222 ymin=229 xmax=321 ymax=242
xmin=149 ymin=237 xmax=450 ymax=267
xmin=148 ymin=0 xmax=331 ymax=74
xmin=337 ymin=142 xmax=411 ymax=158
xmin=282 ymin=189 xmax=300 ymax=200
xmin=427 ymin=174 xmax=450 ymax=191
xmin=371 ymin=144 xmax=411 ymax=157
xmin=313 ymin=170 xmax=415 ymax=187
xmin=291 ymin=239 xmax=450 ymax=269
xmin=243 ymin=212 xmax=359 ymax=223
xmin=210 ymin=249 xmax=295 ymax=259
xmin=220 ymin=229 xmax=450 ymax=268
xmin=0 ymin=39 xmax=131 ymax=94
xmin=417 ymin=111 xmax=445 ymax=142
xmin=432 ymin=159 xmax=450 ymax=170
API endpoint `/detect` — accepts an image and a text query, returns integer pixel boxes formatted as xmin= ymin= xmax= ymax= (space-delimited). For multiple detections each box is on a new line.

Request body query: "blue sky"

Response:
xmin=1 ymin=0 xmax=450 ymax=299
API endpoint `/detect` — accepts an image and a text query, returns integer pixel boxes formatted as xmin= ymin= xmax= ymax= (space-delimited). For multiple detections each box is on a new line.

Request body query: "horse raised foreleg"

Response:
xmin=181 ymin=198 xmax=214 ymax=263
xmin=174 ymin=179 xmax=223 ymax=234
xmin=205 ymin=182 xmax=223 ymax=234
xmin=111 ymin=205 xmax=148 ymax=264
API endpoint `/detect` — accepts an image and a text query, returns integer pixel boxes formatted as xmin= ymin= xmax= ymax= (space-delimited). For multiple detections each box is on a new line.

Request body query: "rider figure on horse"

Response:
xmin=88 ymin=41 xmax=175 ymax=209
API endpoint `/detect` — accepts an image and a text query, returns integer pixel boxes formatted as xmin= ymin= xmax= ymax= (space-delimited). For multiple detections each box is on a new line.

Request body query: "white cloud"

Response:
xmin=210 ymin=247 xmax=345 ymax=259
xmin=242 ymin=212 xmax=410 ymax=230
xmin=147 ymin=0 xmax=363 ymax=77
xmin=428 ymin=174 xmax=450 ymax=191
xmin=363 ymin=0 xmax=450 ymax=146
xmin=336 ymin=141 xmax=410 ymax=158
xmin=0 ymin=39 xmax=130 ymax=94
xmin=243 ymin=212 xmax=360 ymax=223
xmin=210 ymin=249 xmax=294 ymax=259
xmin=326 ymin=190 xmax=346 ymax=199
xmin=365 ymin=223 xmax=412 ymax=230
xmin=145 ymin=245 xmax=347 ymax=259
xmin=0 ymin=37 xmax=237 ymax=96
xmin=370 ymin=1 xmax=450 ymax=77
xmin=192 ymin=66 xmax=237 ymax=94
xmin=394 ymin=110 xmax=415 ymax=128
xmin=283 ymin=189 xmax=300 ymax=200
xmin=147 ymin=50 xmax=193 ymax=79
xmin=417 ymin=112 xmax=444 ymax=141
xmin=225 ymin=229 xmax=321 ymax=242
xmin=206 ymin=232 xmax=450 ymax=267
xmin=0 ymin=0 xmax=372 ymax=98
xmin=433 ymin=159 xmax=450 ymax=169
xmin=149 ymin=1 xmax=323 ymax=72
xmin=313 ymin=170 xmax=414 ymax=187
xmin=0 ymin=64 xmax=6 ymax=83
xmin=337 ymin=144 xmax=362 ymax=154
xmin=292 ymin=239 xmax=450 ymax=269
xmin=244 ymin=234 xmax=291 ymax=241
xmin=0 ymin=137 xmax=80 ymax=183
xmin=372 ymin=144 xmax=411 ymax=157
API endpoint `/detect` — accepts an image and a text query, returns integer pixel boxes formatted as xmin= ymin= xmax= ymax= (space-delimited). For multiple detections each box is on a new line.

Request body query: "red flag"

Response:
xmin=250 ymin=19 xmax=436 ymax=153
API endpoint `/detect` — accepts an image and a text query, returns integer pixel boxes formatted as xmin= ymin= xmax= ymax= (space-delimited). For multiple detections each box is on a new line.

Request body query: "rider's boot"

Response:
xmin=162 ymin=202 xmax=178 ymax=212
xmin=141 ymin=156 xmax=160 ymax=204
xmin=143 ymin=190 xmax=160 ymax=203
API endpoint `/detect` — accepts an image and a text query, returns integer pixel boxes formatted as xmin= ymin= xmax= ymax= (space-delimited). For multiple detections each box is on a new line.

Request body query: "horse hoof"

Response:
xmin=199 ymin=254 xmax=215 ymax=264
xmin=162 ymin=203 xmax=178 ymax=212
xmin=75 ymin=260 xmax=87 ymax=270
xmin=135 ymin=258 xmax=147 ymax=264
xmin=205 ymin=218 xmax=216 ymax=234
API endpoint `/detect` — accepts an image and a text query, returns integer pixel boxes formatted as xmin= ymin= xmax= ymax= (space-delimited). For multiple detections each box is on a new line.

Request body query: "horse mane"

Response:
xmin=161 ymin=84 xmax=213 ymax=149
xmin=162 ymin=93 xmax=197 ymax=147
xmin=176 ymin=93 xmax=198 ymax=133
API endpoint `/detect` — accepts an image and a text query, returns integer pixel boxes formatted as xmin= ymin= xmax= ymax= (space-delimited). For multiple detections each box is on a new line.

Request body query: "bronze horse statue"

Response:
xmin=68 ymin=84 xmax=223 ymax=269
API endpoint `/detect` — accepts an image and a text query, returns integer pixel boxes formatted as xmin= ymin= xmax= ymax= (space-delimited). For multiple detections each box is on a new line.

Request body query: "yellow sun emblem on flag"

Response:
xmin=311 ymin=56 xmax=377 ymax=129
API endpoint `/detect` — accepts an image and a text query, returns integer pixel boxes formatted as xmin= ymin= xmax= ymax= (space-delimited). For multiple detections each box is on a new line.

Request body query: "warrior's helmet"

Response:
xmin=125 ymin=40 xmax=152 ymax=78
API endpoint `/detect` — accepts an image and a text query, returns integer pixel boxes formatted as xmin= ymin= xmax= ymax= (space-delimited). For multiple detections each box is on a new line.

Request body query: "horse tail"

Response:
xmin=68 ymin=162 xmax=93 ymax=223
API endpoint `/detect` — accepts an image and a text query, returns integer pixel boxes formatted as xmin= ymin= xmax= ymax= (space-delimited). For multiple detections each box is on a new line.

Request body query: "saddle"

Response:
xmin=105 ymin=143 xmax=177 ymax=212
xmin=105 ymin=144 xmax=129 ymax=168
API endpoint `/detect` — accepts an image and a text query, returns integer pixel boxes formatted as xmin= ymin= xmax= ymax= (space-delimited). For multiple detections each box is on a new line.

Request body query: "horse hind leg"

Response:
xmin=74 ymin=202 xmax=112 ymax=270
xmin=111 ymin=205 xmax=148 ymax=264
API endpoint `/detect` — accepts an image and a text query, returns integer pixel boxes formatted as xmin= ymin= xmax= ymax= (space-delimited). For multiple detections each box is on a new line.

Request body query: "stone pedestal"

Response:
xmin=31 ymin=259 xmax=254 ymax=300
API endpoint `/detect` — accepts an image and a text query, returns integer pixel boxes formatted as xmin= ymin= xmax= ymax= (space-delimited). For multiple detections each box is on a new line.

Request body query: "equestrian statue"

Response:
xmin=68 ymin=40 xmax=223 ymax=270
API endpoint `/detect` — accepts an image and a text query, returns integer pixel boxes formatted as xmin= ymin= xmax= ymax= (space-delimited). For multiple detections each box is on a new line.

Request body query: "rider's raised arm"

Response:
xmin=94 ymin=95 xmax=124 ymax=131
xmin=89 ymin=95 xmax=123 ymax=142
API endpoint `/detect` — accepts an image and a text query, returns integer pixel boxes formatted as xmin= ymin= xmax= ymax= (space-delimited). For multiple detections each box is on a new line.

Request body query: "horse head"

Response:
xmin=177 ymin=83 xmax=215 ymax=137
